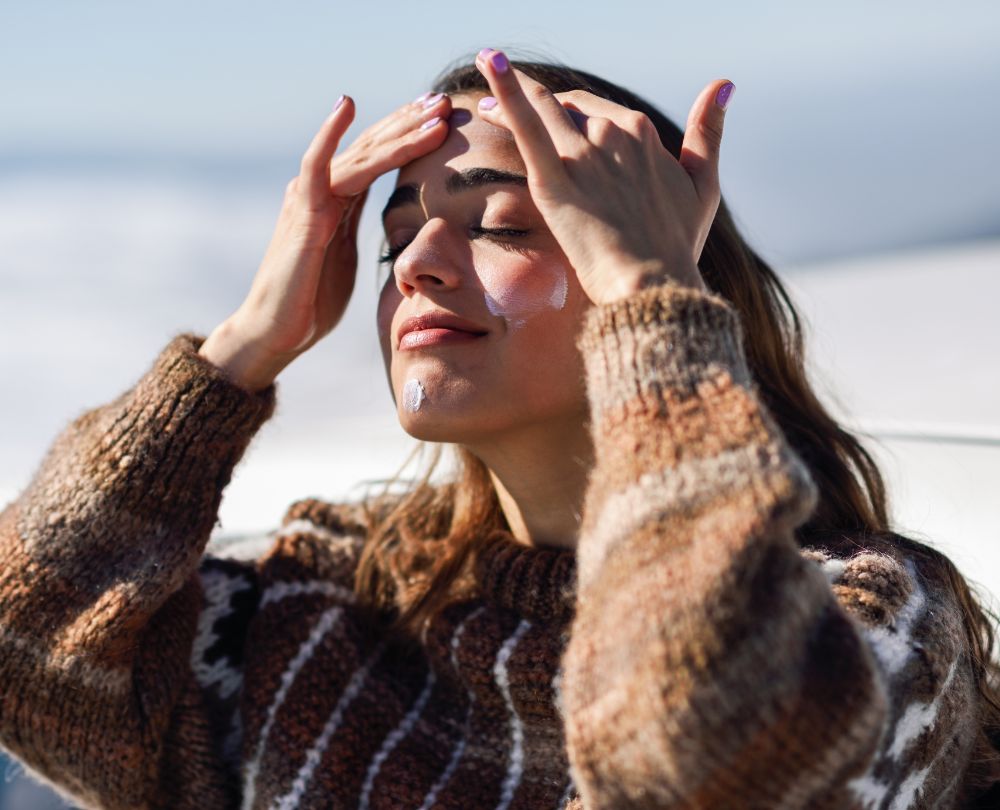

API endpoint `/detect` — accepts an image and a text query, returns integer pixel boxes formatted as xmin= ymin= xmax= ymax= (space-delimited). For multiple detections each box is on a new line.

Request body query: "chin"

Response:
xmin=396 ymin=393 xmax=523 ymax=445
xmin=390 ymin=370 xmax=495 ymax=442
xmin=397 ymin=410 xmax=476 ymax=444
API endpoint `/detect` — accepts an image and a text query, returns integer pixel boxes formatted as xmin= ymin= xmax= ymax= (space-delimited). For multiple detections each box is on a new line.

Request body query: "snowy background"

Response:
xmin=1 ymin=2 xmax=998 ymax=806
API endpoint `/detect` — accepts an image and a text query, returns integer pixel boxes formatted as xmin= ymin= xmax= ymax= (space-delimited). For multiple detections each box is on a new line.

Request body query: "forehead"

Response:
xmin=395 ymin=94 xmax=525 ymax=188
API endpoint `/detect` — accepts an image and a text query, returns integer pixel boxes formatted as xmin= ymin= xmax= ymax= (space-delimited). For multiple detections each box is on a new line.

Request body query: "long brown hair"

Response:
xmin=353 ymin=56 xmax=1000 ymax=803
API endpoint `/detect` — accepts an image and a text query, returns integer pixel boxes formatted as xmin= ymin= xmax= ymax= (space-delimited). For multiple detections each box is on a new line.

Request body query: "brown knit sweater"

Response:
xmin=0 ymin=283 xmax=984 ymax=809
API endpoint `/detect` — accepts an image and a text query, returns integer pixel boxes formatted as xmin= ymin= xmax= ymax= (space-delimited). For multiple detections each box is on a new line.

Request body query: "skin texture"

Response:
xmin=377 ymin=98 xmax=592 ymax=445
xmin=198 ymin=50 xmax=733 ymax=548
xmin=377 ymin=96 xmax=596 ymax=547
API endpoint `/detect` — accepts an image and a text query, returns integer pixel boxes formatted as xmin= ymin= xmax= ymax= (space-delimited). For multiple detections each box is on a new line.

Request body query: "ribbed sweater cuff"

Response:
xmin=11 ymin=332 xmax=278 ymax=593
xmin=94 ymin=332 xmax=277 ymax=516
xmin=149 ymin=330 xmax=277 ymax=443
xmin=578 ymin=283 xmax=751 ymax=425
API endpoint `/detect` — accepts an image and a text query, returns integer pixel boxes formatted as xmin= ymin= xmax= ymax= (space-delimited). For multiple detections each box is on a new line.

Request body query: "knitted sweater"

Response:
xmin=0 ymin=283 xmax=984 ymax=809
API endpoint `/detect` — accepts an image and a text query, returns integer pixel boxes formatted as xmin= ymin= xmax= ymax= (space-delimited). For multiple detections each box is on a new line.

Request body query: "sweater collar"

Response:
xmin=473 ymin=529 xmax=577 ymax=625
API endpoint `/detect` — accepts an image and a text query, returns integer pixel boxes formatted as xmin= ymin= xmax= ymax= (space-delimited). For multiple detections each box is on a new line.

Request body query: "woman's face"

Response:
xmin=376 ymin=93 xmax=592 ymax=444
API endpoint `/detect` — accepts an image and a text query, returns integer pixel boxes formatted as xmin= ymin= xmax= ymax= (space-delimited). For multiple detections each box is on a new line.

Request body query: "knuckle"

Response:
xmin=588 ymin=117 xmax=615 ymax=142
xmin=346 ymin=149 xmax=370 ymax=171
xmin=615 ymin=111 xmax=653 ymax=141
xmin=698 ymin=118 xmax=725 ymax=147
xmin=388 ymin=139 xmax=418 ymax=166
xmin=624 ymin=111 xmax=647 ymax=130
xmin=632 ymin=111 xmax=657 ymax=137
xmin=527 ymin=83 xmax=551 ymax=105
xmin=398 ymin=125 xmax=443 ymax=160
xmin=533 ymin=175 xmax=572 ymax=207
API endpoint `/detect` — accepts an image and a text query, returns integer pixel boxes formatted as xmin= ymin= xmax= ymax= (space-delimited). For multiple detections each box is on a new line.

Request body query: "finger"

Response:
xmin=474 ymin=50 xmax=584 ymax=181
xmin=328 ymin=112 xmax=449 ymax=198
xmin=678 ymin=80 xmax=734 ymax=203
xmin=553 ymin=90 xmax=654 ymax=138
xmin=300 ymin=95 xmax=356 ymax=204
xmin=478 ymin=94 xmax=593 ymax=145
xmin=475 ymin=95 xmax=511 ymax=129
xmin=361 ymin=91 xmax=452 ymax=144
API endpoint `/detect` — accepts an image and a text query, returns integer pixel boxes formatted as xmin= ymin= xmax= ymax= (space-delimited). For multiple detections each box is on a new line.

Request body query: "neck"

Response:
xmin=465 ymin=415 xmax=593 ymax=551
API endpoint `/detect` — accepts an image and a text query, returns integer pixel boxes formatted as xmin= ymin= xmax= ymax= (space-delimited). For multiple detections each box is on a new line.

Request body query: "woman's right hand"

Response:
xmin=199 ymin=92 xmax=452 ymax=391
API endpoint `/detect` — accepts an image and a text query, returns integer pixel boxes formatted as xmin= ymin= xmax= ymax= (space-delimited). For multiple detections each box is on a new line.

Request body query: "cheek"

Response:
xmin=479 ymin=257 xmax=570 ymax=328
xmin=376 ymin=280 xmax=401 ymax=363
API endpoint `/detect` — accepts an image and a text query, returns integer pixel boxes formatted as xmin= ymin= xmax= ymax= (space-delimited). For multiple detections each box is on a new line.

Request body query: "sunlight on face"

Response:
xmin=376 ymin=94 xmax=591 ymax=446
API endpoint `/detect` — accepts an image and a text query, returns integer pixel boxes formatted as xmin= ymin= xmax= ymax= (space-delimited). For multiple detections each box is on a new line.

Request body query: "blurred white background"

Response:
xmin=1 ymin=2 xmax=998 ymax=805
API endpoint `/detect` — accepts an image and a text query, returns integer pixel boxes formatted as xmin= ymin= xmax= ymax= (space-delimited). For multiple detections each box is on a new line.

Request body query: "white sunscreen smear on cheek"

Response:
xmin=548 ymin=271 xmax=568 ymax=309
xmin=482 ymin=263 xmax=568 ymax=330
xmin=402 ymin=379 xmax=426 ymax=412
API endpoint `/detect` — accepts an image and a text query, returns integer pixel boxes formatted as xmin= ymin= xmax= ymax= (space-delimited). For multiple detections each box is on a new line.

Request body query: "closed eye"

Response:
xmin=471 ymin=226 xmax=529 ymax=239
xmin=377 ymin=240 xmax=412 ymax=267
xmin=377 ymin=227 xmax=531 ymax=268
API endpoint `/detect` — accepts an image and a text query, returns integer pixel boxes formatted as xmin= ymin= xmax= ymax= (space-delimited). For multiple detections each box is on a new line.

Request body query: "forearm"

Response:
xmin=0 ymin=332 xmax=275 ymax=807
xmin=1 ymin=333 xmax=275 ymax=638
xmin=561 ymin=284 xmax=886 ymax=807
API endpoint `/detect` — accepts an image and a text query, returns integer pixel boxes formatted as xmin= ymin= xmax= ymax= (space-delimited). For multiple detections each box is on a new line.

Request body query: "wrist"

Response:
xmin=198 ymin=318 xmax=286 ymax=393
xmin=589 ymin=258 xmax=706 ymax=304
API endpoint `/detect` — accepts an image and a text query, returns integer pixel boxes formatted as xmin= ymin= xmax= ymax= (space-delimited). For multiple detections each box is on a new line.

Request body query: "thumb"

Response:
xmin=336 ymin=187 xmax=369 ymax=244
xmin=678 ymin=79 xmax=734 ymax=204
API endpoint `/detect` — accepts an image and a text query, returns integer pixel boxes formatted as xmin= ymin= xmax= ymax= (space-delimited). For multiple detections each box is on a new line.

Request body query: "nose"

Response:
xmin=393 ymin=218 xmax=464 ymax=298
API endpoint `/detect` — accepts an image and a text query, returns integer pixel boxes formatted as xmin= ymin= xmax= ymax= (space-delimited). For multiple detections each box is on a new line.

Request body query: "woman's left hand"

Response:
xmin=474 ymin=48 xmax=733 ymax=304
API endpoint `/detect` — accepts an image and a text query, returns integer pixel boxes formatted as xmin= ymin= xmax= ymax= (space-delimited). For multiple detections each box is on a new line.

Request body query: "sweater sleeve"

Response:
xmin=560 ymin=283 xmax=980 ymax=809
xmin=0 ymin=333 xmax=276 ymax=810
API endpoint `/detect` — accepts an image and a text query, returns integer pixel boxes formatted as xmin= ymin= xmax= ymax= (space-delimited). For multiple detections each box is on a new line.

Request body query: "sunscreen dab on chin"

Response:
xmin=402 ymin=379 xmax=426 ymax=412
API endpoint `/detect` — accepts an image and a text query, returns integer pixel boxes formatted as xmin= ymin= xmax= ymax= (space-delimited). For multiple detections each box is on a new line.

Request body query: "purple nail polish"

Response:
xmin=478 ymin=96 xmax=498 ymax=111
xmin=422 ymin=92 xmax=444 ymax=109
xmin=478 ymin=48 xmax=495 ymax=61
xmin=334 ymin=95 xmax=346 ymax=112
xmin=420 ymin=116 xmax=441 ymax=131
xmin=715 ymin=82 xmax=735 ymax=110
xmin=414 ymin=91 xmax=432 ymax=104
xmin=490 ymin=51 xmax=509 ymax=74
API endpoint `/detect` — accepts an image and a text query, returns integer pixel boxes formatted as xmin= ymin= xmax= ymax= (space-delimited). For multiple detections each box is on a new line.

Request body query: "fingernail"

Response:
xmin=413 ymin=91 xmax=432 ymax=104
xmin=478 ymin=48 xmax=495 ymax=61
xmin=334 ymin=95 xmax=346 ymax=112
xmin=715 ymin=82 xmax=735 ymax=110
xmin=420 ymin=116 xmax=441 ymax=131
xmin=422 ymin=92 xmax=444 ymax=109
xmin=478 ymin=96 xmax=498 ymax=111
xmin=490 ymin=51 xmax=510 ymax=75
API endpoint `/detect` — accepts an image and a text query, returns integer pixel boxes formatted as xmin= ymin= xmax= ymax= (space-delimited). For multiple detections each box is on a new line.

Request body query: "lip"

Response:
xmin=397 ymin=312 xmax=489 ymax=350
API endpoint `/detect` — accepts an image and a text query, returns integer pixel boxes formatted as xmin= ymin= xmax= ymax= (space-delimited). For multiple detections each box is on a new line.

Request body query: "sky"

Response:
xmin=3 ymin=1 xmax=999 ymax=263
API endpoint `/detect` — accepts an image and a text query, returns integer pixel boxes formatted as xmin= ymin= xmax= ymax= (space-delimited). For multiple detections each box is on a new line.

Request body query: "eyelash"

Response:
xmin=377 ymin=227 xmax=530 ymax=267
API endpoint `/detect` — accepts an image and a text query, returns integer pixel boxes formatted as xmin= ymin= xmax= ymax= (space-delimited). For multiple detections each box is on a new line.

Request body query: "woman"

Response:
xmin=0 ymin=49 xmax=997 ymax=809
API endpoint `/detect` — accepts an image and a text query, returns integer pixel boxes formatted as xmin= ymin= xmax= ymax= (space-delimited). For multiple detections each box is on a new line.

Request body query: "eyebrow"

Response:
xmin=381 ymin=168 xmax=528 ymax=222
